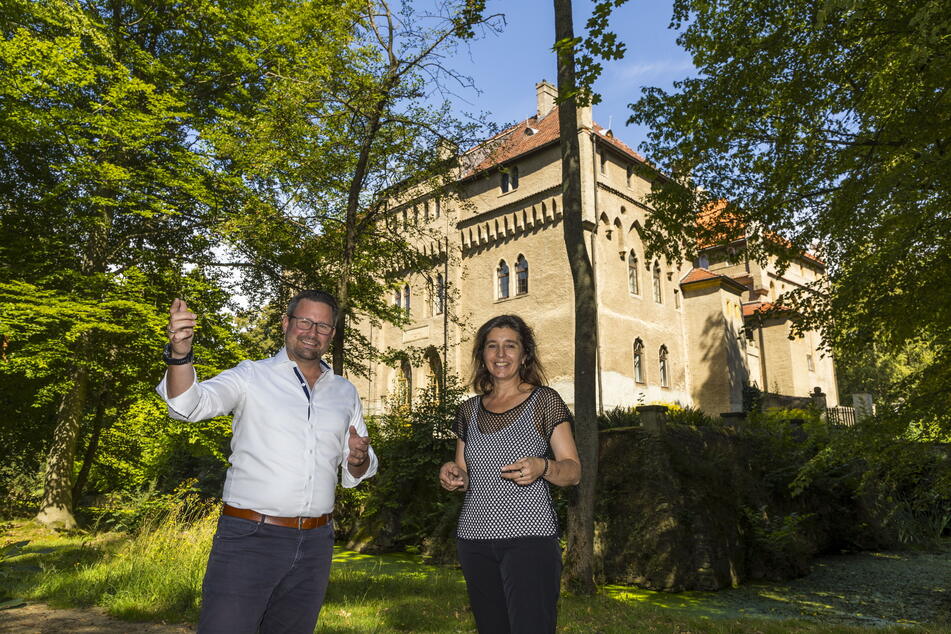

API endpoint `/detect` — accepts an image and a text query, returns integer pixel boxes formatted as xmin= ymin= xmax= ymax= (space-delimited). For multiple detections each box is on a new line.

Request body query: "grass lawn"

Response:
xmin=1 ymin=518 xmax=947 ymax=633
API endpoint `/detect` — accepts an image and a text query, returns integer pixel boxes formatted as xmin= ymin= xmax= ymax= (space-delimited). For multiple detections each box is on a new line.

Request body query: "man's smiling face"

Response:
xmin=282 ymin=299 xmax=335 ymax=363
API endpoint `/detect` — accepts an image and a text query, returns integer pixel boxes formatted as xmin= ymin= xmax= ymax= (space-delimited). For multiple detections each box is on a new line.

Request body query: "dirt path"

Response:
xmin=0 ymin=603 xmax=192 ymax=633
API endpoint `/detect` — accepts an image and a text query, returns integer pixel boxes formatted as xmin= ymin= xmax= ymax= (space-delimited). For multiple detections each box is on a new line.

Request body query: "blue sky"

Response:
xmin=443 ymin=1 xmax=695 ymax=153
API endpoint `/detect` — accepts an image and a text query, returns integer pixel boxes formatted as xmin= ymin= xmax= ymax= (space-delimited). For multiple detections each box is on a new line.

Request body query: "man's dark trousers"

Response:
xmin=197 ymin=514 xmax=334 ymax=634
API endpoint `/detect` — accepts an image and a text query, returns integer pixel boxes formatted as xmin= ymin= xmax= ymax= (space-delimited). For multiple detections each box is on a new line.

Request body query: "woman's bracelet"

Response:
xmin=541 ymin=457 xmax=550 ymax=478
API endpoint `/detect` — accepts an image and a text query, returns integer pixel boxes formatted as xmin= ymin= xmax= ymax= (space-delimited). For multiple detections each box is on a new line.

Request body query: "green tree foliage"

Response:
xmin=210 ymin=0 xmax=501 ymax=376
xmin=0 ymin=0 xmax=308 ymax=525
xmin=628 ymin=0 xmax=951 ymax=435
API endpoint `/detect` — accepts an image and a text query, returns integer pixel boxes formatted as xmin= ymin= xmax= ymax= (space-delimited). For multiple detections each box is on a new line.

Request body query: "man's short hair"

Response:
xmin=287 ymin=290 xmax=339 ymax=324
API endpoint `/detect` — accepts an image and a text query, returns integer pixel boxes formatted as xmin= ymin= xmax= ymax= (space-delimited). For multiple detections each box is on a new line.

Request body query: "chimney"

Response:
xmin=536 ymin=80 xmax=557 ymax=118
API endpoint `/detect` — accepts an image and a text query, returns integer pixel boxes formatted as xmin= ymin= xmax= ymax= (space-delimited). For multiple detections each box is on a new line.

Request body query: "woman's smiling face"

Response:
xmin=482 ymin=326 xmax=525 ymax=383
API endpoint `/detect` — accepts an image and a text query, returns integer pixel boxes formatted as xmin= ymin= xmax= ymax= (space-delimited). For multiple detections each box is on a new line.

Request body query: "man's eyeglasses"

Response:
xmin=289 ymin=316 xmax=334 ymax=335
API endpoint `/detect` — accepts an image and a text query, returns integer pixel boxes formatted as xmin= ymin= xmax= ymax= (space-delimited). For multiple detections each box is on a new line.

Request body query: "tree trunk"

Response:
xmin=72 ymin=390 xmax=109 ymax=507
xmin=554 ymin=0 xmax=599 ymax=595
xmin=36 ymin=358 xmax=90 ymax=528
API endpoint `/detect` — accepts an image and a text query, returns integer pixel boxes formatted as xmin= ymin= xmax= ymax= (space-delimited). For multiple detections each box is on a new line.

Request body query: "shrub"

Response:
xmin=598 ymin=406 xmax=640 ymax=429
xmin=662 ymin=403 xmax=718 ymax=427
xmin=334 ymin=376 xmax=466 ymax=561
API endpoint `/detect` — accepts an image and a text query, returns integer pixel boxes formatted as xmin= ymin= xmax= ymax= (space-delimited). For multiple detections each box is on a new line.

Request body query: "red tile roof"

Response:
xmin=680 ymin=268 xmax=749 ymax=294
xmin=463 ymin=111 xmax=562 ymax=176
xmin=680 ymin=268 xmax=720 ymax=284
xmin=461 ymin=109 xmax=649 ymax=178
xmin=592 ymin=124 xmax=647 ymax=164
xmin=742 ymin=301 xmax=795 ymax=318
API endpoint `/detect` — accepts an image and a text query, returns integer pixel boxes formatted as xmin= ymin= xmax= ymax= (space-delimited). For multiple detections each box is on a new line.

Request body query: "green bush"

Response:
xmin=334 ymin=377 xmax=466 ymax=561
xmin=81 ymin=478 xmax=206 ymax=533
xmin=598 ymin=406 xmax=640 ymax=429
xmin=663 ymin=404 xmax=719 ymax=427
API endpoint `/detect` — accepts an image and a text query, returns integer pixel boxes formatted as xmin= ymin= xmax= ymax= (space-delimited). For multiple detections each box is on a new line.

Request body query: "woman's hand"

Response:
xmin=500 ymin=457 xmax=546 ymax=486
xmin=439 ymin=461 xmax=469 ymax=491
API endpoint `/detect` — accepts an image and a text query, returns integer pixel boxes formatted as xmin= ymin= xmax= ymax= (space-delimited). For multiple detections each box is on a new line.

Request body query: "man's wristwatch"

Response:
xmin=163 ymin=343 xmax=194 ymax=365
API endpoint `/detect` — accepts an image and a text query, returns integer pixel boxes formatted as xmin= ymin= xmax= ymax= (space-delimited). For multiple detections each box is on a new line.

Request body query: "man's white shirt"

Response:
xmin=156 ymin=347 xmax=377 ymax=517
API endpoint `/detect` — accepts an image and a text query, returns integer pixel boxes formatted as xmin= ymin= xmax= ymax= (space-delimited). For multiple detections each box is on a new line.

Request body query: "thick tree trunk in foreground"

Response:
xmin=554 ymin=0 xmax=599 ymax=595
xmin=72 ymin=390 xmax=109 ymax=507
xmin=36 ymin=359 xmax=90 ymax=528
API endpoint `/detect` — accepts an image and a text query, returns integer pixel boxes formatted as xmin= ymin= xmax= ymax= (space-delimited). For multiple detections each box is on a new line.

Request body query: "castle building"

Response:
xmin=355 ymin=81 xmax=839 ymax=415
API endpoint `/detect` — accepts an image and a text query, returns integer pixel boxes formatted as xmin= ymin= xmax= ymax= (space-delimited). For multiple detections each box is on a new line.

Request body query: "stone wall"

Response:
xmin=595 ymin=421 xmax=851 ymax=591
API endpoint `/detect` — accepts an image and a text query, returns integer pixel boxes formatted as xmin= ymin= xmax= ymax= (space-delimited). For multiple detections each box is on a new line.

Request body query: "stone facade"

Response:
xmin=353 ymin=81 xmax=839 ymax=415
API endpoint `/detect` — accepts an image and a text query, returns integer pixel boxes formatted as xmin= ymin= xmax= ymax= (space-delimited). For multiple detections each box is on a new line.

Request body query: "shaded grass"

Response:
xmin=2 ymin=514 xmax=948 ymax=633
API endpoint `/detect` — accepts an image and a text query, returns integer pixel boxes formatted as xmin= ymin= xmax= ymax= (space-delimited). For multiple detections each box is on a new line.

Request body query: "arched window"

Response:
xmin=426 ymin=348 xmax=443 ymax=392
xmin=515 ymin=255 xmax=528 ymax=295
xmin=633 ymin=338 xmax=644 ymax=384
xmin=394 ymin=288 xmax=401 ymax=309
xmin=659 ymin=345 xmax=669 ymax=388
xmin=653 ymin=263 xmax=663 ymax=303
xmin=400 ymin=358 xmax=413 ymax=409
xmin=626 ymin=164 xmax=634 ymax=187
xmin=511 ymin=166 xmax=519 ymax=189
xmin=497 ymin=260 xmax=510 ymax=299
xmin=403 ymin=284 xmax=411 ymax=317
xmin=628 ymin=251 xmax=640 ymax=295
xmin=434 ymin=273 xmax=446 ymax=314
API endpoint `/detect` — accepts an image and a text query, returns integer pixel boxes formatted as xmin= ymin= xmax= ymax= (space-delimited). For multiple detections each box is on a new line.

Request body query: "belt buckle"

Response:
xmin=297 ymin=516 xmax=304 ymax=529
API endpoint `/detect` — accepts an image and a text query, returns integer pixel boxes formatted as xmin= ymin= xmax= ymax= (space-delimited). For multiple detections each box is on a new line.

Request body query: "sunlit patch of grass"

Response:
xmin=9 ymin=501 xmax=215 ymax=623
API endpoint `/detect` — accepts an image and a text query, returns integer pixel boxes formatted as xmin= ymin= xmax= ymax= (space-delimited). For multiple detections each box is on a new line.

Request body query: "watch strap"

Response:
xmin=163 ymin=343 xmax=194 ymax=365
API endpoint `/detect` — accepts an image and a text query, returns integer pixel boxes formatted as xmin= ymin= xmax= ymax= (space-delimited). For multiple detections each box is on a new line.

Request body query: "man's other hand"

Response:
xmin=347 ymin=425 xmax=370 ymax=467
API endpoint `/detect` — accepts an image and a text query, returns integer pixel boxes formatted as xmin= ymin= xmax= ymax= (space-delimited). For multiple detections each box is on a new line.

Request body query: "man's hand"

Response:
xmin=347 ymin=425 xmax=371 ymax=473
xmin=439 ymin=461 xmax=468 ymax=491
xmin=167 ymin=298 xmax=196 ymax=357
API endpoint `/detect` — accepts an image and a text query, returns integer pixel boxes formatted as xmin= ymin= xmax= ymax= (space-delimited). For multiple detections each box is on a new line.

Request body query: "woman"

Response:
xmin=439 ymin=314 xmax=581 ymax=634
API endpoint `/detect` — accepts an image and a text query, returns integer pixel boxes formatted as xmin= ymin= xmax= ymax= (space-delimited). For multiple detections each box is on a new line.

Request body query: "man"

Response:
xmin=156 ymin=289 xmax=377 ymax=633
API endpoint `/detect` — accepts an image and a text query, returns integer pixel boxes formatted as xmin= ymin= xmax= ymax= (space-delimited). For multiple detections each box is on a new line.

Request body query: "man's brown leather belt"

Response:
xmin=222 ymin=503 xmax=332 ymax=530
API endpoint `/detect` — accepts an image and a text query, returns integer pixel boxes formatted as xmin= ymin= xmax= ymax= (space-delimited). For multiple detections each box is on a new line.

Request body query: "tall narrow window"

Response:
xmin=515 ymin=255 xmax=528 ymax=295
xmin=500 ymin=171 xmax=510 ymax=193
xmin=423 ymin=201 xmax=430 ymax=221
xmin=626 ymin=164 xmax=634 ymax=187
xmin=435 ymin=273 xmax=445 ymax=314
xmin=598 ymin=148 xmax=606 ymax=174
xmin=497 ymin=260 xmax=510 ymax=299
xmin=633 ymin=338 xmax=644 ymax=384
xmin=674 ymin=288 xmax=681 ymax=309
xmin=653 ymin=263 xmax=663 ymax=303
xmin=403 ymin=284 xmax=411 ymax=318
xmin=511 ymin=166 xmax=519 ymax=189
xmin=628 ymin=251 xmax=640 ymax=295
xmin=394 ymin=288 xmax=401 ymax=308
xmin=659 ymin=345 xmax=669 ymax=388
xmin=426 ymin=348 xmax=443 ymax=392
xmin=400 ymin=358 xmax=413 ymax=409
xmin=434 ymin=198 xmax=441 ymax=219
